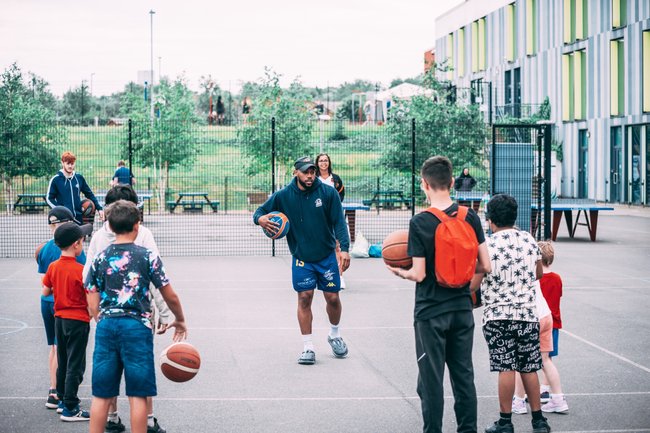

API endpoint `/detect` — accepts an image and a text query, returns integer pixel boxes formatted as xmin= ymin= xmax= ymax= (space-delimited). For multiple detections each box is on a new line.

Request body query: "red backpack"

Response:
xmin=425 ymin=206 xmax=479 ymax=289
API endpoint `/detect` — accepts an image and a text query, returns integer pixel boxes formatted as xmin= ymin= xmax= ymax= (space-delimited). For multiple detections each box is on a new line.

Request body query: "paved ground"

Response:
xmin=1 ymin=209 xmax=649 ymax=433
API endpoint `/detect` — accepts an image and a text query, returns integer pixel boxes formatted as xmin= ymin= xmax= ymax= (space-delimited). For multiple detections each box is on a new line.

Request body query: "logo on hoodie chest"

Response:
xmin=315 ymin=198 xmax=322 ymax=207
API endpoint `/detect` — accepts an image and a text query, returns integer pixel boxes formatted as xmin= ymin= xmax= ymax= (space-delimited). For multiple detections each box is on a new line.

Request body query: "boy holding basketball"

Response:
xmin=37 ymin=206 xmax=89 ymax=411
xmin=83 ymin=185 xmax=171 ymax=433
xmin=386 ymin=155 xmax=491 ymax=433
xmin=47 ymin=151 xmax=104 ymax=225
xmin=85 ymin=200 xmax=187 ymax=433
xmin=254 ymin=156 xmax=350 ymax=365
xmin=42 ymin=221 xmax=94 ymax=421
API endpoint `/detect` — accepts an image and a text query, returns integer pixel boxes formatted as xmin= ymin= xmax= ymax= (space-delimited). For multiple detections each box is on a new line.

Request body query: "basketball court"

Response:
xmin=1 ymin=209 xmax=649 ymax=433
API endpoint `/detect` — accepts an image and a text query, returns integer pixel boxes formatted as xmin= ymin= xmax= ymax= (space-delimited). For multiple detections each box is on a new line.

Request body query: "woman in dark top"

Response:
xmin=455 ymin=167 xmax=477 ymax=192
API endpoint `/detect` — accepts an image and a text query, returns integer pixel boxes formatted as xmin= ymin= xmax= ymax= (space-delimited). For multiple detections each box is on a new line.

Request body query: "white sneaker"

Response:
xmin=340 ymin=275 xmax=347 ymax=290
xmin=541 ymin=396 xmax=569 ymax=413
xmin=512 ymin=397 xmax=528 ymax=414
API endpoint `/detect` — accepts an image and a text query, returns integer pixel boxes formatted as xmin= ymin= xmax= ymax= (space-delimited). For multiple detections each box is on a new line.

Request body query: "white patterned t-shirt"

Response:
xmin=480 ymin=228 xmax=541 ymax=325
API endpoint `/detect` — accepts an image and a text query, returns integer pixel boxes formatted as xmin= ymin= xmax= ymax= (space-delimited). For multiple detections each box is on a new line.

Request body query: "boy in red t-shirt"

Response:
xmin=537 ymin=241 xmax=568 ymax=413
xmin=42 ymin=221 xmax=93 ymax=422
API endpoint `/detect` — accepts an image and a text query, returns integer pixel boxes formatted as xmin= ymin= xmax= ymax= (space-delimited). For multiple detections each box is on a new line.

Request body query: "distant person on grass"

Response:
xmin=471 ymin=194 xmax=551 ymax=433
xmin=386 ymin=155 xmax=491 ymax=433
xmin=254 ymin=156 xmax=350 ymax=365
xmin=47 ymin=151 xmax=104 ymax=225
xmin=82 ymin=185 xmax=171 ymax=433
xmin=42 ymin=221 xmax=94 ymax=422
xmin=110 ymin=160 xmax=135 ymax=187
xmin=85 ymin=200 xmax=187 ymax=433
xmin=37 ymin=207 xmax=88 ymax=412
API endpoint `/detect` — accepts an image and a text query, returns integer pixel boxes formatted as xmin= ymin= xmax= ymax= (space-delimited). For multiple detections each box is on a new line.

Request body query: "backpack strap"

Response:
xmin=425 ymin=205 xmax=469 ymax=221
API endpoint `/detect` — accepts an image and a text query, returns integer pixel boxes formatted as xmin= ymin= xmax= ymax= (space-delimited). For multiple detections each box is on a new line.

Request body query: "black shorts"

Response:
xmin=482 ymin=320 xmax=542 ymax=373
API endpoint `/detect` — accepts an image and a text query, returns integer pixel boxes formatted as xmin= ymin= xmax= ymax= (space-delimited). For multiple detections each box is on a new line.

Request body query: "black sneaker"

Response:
xmin=45 ymin=390 xmax=59 ymax=409
xmin=148 ymin=417 xmax=166 ymax=433
xmin=106 ymin=417 xmax=126 ymax=432
xmin=485 ymin=421 xmax=514 ymax=433
xmin=532 ymin=417 xmax=551 ymax=433
xmin=540 ymin=390 xmax=550 ymax=403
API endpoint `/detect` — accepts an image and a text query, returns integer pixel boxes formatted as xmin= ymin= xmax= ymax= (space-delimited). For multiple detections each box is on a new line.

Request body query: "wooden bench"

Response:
xmin=14 ymin=194 xmax=49 ymax=213
xmin=363 ymin=193 xmax=412 ymax=211
xmin=247 ymin=192 xmax=269 ymax=210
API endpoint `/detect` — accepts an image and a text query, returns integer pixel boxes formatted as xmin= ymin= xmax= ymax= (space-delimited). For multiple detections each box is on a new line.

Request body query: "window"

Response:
xmin=447 ymin=33 xmax=454 ymax=80
xmin=610 ymin=39 xmax=624 ymax=116
xmin=564 ymin=0 xmax=588 ymax=44
xmin=506 ymin=4 xmax=516 ymax=62
xmin=562 ymin=50 xmax=587 ymax=121
xmin=641 ymin=30 xmax=650 ymax=111
xmin=562 ymin=54 xmax=574 ymax=120
xmin=526 ymin=0 xmax=537 ymax=55
xmin=458 ymin=28 xmax=465 ymax=76
xmin=471 ymin=17 xmax=487 ymax=72
xmin=612 ymin=0 xmax=626 ymax=29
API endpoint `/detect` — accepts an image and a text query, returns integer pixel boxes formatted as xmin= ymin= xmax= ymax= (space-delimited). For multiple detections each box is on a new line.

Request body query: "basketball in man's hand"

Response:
xmin=382 ymin=229 xmax=412 ymax=269
xmin=263 ymin=211 xmax=290 ymax=239
xmin=160 ymin=342 xmax=201 ymax=383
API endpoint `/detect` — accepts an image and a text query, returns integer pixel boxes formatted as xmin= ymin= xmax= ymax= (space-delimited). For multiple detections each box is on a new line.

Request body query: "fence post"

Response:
xmin=411 ymin=118 xmax=416 ymax=216
xmin=543 ymin=124 xmax=552 ymax=240
xmin=128 ymin=119 xmax=133 ymax=186
xmin=271 ymin=117 xmax=276 ymax=257
xmin=224 ymin=176 xmax=228 ymax=214
xmin=488 ymin=82 xmax=493 ymax=125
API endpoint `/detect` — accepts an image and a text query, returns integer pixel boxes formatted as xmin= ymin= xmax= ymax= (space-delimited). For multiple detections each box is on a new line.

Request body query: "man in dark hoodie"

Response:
xmin=254 ymin=156 xmax=351 ymax=365
xmin=47 ymin=151 xmax=103 ymax=224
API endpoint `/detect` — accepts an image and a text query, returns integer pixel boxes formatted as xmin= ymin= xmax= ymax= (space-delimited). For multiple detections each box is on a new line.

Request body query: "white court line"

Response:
xmin=2 ymin=391 xmax=650 ymax=402
xmin=562 ymin=329 xmax=650 ymax=374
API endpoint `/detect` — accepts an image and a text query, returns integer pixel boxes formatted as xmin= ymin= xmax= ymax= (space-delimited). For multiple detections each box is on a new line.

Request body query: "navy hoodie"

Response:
xmin=253 ymin=177 xmax=350 ymax=263
xmin=47 ymin=170 xmax=102 ymax=222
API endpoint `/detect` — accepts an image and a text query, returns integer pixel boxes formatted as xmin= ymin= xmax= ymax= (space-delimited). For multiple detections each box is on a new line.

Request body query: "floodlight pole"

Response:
xmin=149 ymin=10 xmax=155 ymax=121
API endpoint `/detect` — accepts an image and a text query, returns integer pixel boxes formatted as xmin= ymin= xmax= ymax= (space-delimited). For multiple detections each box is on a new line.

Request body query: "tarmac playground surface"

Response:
xmin=1 ymin=209 xmax=649 ymax=433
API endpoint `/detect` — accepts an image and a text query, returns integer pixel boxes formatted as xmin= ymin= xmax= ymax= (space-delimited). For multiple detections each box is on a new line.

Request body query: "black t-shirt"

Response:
xmin=407 ymin=203 xmax=486 ymax=321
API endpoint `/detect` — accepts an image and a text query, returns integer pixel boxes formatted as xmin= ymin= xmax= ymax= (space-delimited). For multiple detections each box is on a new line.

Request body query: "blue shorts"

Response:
xmin=40 ymin=299 xmax=56 ymax=345
xmin=549 ymin=328 xmax=560 ymax=357
xmin=292 ymin=252 xmax=341 ymax=293
xmin=92 ymin=317 xmax=156 ymax=398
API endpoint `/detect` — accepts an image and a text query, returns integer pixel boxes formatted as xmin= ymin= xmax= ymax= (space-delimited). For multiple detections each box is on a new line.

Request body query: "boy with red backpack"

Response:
xmin=386 ymin=155 xmax=491 ymax=433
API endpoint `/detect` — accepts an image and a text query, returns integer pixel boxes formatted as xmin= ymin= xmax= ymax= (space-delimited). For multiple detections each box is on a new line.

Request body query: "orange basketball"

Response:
xmin=382 ymin=229 xmax=412 ymax=269
xmin=35 ymin=242 xmax=46 ymax=262
xmin=160 ymin=342 xmax=201 ymax=383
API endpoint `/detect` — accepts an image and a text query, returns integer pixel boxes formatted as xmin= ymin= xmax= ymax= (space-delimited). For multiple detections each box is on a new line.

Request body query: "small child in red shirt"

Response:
xmin=537 ymin=241 xmax=568 ymax=413
xmin=42 ymin=221 xmax=93 ymax=422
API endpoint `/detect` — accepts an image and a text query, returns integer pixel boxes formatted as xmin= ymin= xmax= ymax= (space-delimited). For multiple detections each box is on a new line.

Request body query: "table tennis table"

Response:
xmin=531 ymin=201 xmax=614 ymax=241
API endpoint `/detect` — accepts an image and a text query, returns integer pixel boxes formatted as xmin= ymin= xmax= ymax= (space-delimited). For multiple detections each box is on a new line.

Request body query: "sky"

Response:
xmin=1 ymin=0 xmax=464 ymax=97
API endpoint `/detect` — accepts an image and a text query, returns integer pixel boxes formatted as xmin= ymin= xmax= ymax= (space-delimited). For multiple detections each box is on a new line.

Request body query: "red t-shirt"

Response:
xmin=42 ymin=256 xmax=90 ymax=323
xmin=539 ymin=272 xmax=562 ymax=329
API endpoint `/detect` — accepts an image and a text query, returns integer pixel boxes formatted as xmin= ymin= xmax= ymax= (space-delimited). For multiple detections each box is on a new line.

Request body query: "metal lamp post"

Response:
xmin=149 ymin=10 xmax=155 ymax=121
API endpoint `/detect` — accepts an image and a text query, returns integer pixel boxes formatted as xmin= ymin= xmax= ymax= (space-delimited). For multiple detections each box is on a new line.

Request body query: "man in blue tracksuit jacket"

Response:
xmin=47 ymin=151 xmax=103 ymax=225
xmin=254 ymin=156 xmax=351 ymax=365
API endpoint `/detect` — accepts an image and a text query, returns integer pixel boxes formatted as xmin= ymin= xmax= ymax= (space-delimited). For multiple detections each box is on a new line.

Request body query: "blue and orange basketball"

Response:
xmin=263 ymin=211 xmax=290 ymax=239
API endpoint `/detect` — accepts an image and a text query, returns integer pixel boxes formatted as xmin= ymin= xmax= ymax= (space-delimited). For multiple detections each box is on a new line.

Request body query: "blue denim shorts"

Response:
xmin=40 ymin=299 xmax=56 ymax=345
xmin=92 ymin=317 xmax=156 ymax=398
xmin=291 ymin=252 xmax=340 ymax=292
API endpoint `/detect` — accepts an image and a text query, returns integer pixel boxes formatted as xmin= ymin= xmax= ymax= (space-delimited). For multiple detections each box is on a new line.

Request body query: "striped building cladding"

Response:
xmin=435 ymin=0 xmax=650 ymax=204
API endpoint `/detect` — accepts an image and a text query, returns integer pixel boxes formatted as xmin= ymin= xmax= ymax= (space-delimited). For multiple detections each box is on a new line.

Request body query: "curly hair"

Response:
xmin=485 ymin=194 xmax=518 ymax=228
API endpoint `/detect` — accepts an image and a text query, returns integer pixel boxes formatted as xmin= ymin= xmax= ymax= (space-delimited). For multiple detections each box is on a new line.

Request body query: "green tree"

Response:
xmin=237 ymin=69 xmax=315 ymax=186
xmin=381 ymin=68 xmax=488 ymax=178
xmin=333 ymin=79 xmax=375 ymax=101
xmin=59 ymin=82 xmax=97 ymax=123
xmin=0 ymin=63 xmax=64 ymax=209
xmin=120 ymin=76 xmax=200 ymax=207
xmin=335 ymin=97 xmax=365 ymax=123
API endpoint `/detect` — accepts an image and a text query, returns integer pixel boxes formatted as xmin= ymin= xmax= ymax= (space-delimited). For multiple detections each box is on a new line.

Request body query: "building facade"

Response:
xmin=435 ymin=0 xmax=650 ymax=204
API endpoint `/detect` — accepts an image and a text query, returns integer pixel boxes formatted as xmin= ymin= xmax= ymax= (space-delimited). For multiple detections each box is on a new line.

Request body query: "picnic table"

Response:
xmin=531 ymin=201 xmax=614 ymax=241
xmin=362 ymin=190 xmax=411 ymax=212
xmin=342 ymin=202 xmax=370 ymax=243
xmin=13 ymin=193 xmax=49 ymax=213
xmin=167 ymin=192 xmax=220 ymax=213
xmin=453 ymin=191 xmax=485 ymax=212
xmin=96 ymin=191 xmax=152 ymax=221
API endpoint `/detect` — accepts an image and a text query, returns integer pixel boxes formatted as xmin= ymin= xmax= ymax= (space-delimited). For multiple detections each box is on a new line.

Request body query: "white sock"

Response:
xmin=541 ymin=384 xmax=550 ymax=393
xmin=107 ymin=411 xmax=119 ymax=423
xmin=302 ymin=334 xmax=314 ymax=351
xmin=147 ymin=414 xmax=155 ymax=427
xmin=513 ymin=395 xmax=525 ymax=402
xmin=329 ymin=323 xmax=340 ymax=339
xmin=550 ymin=393 xmax=564 ymax=400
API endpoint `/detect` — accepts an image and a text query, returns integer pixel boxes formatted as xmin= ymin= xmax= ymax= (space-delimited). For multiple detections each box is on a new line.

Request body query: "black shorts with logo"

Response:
xmin=482 ymin=320 xmax=542 ymax=373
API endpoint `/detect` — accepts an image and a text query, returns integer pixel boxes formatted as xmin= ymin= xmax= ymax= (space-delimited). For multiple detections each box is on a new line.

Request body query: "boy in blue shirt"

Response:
xmin=37 ymin=206 xmax=89 ymax=411
xmin=85 ymin=200 xmax=187 ymax=433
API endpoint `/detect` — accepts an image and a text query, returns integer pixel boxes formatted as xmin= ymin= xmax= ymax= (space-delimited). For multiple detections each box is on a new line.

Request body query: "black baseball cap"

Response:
xmin=48 ymin=206 xmax=76 ymax=224
xmin=54 ymin=222 xmax=93 ymax=249
xmin=294 ymin=157 xmax=316 ymax=172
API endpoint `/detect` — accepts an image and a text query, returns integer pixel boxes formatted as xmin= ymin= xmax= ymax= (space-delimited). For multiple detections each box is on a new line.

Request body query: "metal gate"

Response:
xmin=491 ymin=123 xmax=552 ymax=240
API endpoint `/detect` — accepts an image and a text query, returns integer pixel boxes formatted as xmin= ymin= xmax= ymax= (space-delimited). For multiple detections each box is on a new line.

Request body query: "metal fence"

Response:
xmin=1 ymin=119 xmax=496 ymax=258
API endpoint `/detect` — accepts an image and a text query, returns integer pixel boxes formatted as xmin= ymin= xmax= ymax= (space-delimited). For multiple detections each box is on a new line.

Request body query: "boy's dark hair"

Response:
xmin=421 ymin=156 xmax=453 ymax=191
xmin=107 ymin=200 xmax=140 ymax=234
xmin=105 ymin=184 xmax=139 ymax=206
xmin=485 ymin=194 xmax=518 ymax=227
